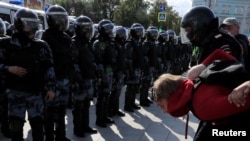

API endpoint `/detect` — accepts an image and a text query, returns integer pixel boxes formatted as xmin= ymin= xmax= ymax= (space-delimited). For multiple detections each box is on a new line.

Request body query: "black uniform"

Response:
xmin=0 ymin=8 xmax=56 ymax=141
xmin=42 ymin=5 xmax=75 ymax=141
xmin=181 ymin=6 xmax=249 ymax=141
xmin=124 ymin=38 xmax=144 ymax=112
xmin=235 ymin=34 xmax=250 ymax=78
xmin=0 ymin=18 xmax=11 ymax=138
xmin=108 ymin=26 xmax=127 ymax=117
xmin=93 ymin=19 xmax=116 ymax=128
xmin=123 ymin=23 xmax=145 ymax=112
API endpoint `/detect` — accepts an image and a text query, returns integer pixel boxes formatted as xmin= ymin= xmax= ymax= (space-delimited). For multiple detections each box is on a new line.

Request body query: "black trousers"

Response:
xmin=72 ymin=99 xmax=91 ymax=132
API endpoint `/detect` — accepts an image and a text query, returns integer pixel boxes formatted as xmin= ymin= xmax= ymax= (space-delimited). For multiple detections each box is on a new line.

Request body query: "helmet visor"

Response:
xmin=113 ymin=27 xmax=129 ymax=41
xmin=134 ymin=26 xmax=145 ymax=38
xmin=102 ymin=23 xmax=115 ymax=38
xmin=147 ymin=28 xmax=158 ymax=40
xmin=180 ymin=27 xmax=191 ymax=44
xmin=76 ymin=22 xmax=94 ymax=39
xmin=21 ymin=18 xmax=40 ymax=32
xmin=49 ymin=13 xmax=69 ymax=31
xmin=162 ymin=33 xmax=169 ymax=42
xmin=0 ymin=21 xmax=6 ymax=35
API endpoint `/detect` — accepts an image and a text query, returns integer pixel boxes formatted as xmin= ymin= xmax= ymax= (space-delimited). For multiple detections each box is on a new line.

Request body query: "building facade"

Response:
xmin=0 ymin=0 xmax=52 ymax=10
xmin=192 ymin=0 xmax=250 ymax=36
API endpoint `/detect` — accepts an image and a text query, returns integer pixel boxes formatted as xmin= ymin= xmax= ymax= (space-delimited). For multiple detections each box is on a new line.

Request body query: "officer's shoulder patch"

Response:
xmin=100 ymin=42 xmax=106 ymax=49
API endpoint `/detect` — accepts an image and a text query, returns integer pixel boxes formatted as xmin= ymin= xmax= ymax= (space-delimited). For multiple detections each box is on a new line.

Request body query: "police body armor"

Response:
xmin=142 ymin=40 xmax=158 ymax=83
xmin=42 ymin=28 xmax=75 ymax=80
xmin=2 ymin=38 xmax=46 ymax=93
xmin=124 ymin=39 xmax=143 ymax=84
xmin=113 ymin=42 xmax=126 ymax=90
xmin=72 ymin=38 xmax=96 ymax=99
xmin=93 ymin=39 xmax=117 ymax=93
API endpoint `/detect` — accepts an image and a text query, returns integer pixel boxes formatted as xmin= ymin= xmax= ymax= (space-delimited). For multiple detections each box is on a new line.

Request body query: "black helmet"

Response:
xmin=146 ymin=26 xmax=158 ymax=41
xmin=66 ymin=18 xmax=75 ymax=37
xmin=34 ymin=23 xmax=44 ymax=39
xmin=130 ymin=23 xmax=145 ymax=39
xmin=114 ymin=26 xmax=128 ymax=44
xmin=173 ymin=36 xmax=180 ymax=45
xmin=97 ymin=19 xmax=114 ymax=38
xmin=46 ymin=5 xmax=69 ymax=31
xmin=166 ymin=30 xmax=176 ymax=41
xmin=74 ymin=15 xmax=94 ymax=40
xmin=6 ymin=24 xmax=15 ymax=36
xmin=14 ymin=8 xmax=40 ymax=39
xmin=181 ymin=6 xmax=218 ymax=45
xmin=0 ymin=18 xmax=6 ymax=36
xmin=158 ymin=31 xmax=169 ymax=43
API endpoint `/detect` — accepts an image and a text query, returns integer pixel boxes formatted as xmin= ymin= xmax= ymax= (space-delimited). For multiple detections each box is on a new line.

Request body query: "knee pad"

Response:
xmin=9 ymin=118 xmax=24 ymax=132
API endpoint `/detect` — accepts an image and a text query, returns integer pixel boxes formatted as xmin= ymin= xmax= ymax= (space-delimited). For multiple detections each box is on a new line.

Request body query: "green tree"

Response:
xmin=113 ymin=0 xmax=150 ymax=27
xmin=148 ymin=0 xmax=181 ymax=34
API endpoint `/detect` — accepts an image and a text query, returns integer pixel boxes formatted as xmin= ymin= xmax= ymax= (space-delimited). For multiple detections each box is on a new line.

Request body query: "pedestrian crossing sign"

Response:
xmin=158 ymin=12 xmax=166 ymax=22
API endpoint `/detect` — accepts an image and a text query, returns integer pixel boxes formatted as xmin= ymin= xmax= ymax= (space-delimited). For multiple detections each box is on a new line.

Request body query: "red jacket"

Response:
xmin=167 ymin=49 xmax=250 ymax=121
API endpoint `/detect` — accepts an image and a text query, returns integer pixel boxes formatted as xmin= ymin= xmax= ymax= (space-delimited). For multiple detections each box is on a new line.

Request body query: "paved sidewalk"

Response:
xmin=0 ymin=86 xmax=199 ymax=141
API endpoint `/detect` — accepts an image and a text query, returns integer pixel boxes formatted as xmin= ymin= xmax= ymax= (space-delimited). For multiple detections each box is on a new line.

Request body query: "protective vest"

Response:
xmin=42 ymin=28 xmax=74 ymax=79
xmin=3 ymin=38 xmax=44 ymax=93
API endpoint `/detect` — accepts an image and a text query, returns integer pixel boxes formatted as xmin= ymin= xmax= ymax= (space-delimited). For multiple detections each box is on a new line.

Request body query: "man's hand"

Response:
xmin=8 ymin=66 xmax=27 ymax=77
xmin=228 ymin=81 xmax=250 ymax=107
xmin=187 ymin=64 xmax=206 ymax=80
xmin=44 ymin=90 xmax=55 ymax=101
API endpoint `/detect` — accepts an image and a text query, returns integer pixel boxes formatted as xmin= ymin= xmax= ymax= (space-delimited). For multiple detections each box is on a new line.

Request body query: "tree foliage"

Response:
xmin=51 ymin=0 xmax=182 ymax=34
xmin=113 ymin=0 xmax=150 ymax=27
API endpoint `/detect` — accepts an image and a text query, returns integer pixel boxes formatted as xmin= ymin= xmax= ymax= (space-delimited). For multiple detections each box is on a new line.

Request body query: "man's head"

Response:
xmin=152 ymin=73 xmax=183 ymax=112
xmin=14 ymin=8 xmax=40 ymax=40
xmin=181 ymin=6 xmax=218 ymax=46
xmin=220 ymin=17 xmax=240 ymax=36
xmin=46 ymin=5 xmax=69 ymax=32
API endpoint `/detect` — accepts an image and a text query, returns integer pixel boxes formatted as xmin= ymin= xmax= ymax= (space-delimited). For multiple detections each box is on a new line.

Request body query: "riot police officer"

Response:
xmin=71 ymin=15 xmax=97 ymax=137
xmin=42 ymin=5 xmax=75 ymax=141
xmin=165 ymin=30 xmax=177 ymax=74
xmin=0 ymin=18 xmax=11 ymax=138
xmin=157 ymin=31 xmax=169 ymax=75
xmin=181 ymin=6 xmax=246 ymax=141
xmin=92 ymin=19 xmax=116 ymax=127
xmin=0 ymin=8 xmax=56 ymax=141
xmin=108 ymin=26 xmax=127 ymax=117
xmin=124 ymin=23 xmax=145 ymax=112
xmin=140 ymin=26 xmax=159 ymax=107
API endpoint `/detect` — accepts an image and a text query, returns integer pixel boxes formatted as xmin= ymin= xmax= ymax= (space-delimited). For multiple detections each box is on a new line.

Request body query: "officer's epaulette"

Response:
xmin=214 ymin=34 xmax=222 ymax=39
xmin=214 ymin=29 xmax=233 ymax=39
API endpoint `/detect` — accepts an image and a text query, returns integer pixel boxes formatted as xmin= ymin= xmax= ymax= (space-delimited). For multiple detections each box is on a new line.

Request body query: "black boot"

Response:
xmin=9 ymin=118 xmax=24 ymax=141
xmin=72 ymin=102 xmax=85 ymax=137
xmin=85 ymin=126 xmax=97 ymax=134
xmin=29 ymin=117 xmax=44 ymax=141
xmin=55 ymin=106 xmax=70 ymax=141
xmin=1 ymin=124 xmax=11 ymax=138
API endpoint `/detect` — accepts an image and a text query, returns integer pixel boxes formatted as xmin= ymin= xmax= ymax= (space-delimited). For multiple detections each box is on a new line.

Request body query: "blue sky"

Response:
xmin=166 ymin=0 xmax=192 ymax=17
